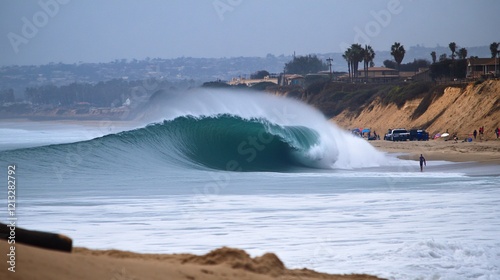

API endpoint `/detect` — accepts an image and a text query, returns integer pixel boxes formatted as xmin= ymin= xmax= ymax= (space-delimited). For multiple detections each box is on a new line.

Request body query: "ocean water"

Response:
xmin=1 ymin=90 xmax=499 ymax=280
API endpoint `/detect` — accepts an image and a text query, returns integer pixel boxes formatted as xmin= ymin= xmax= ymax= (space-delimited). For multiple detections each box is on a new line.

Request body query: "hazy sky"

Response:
xmin=1 ymin=0 xmax=498 ymax=66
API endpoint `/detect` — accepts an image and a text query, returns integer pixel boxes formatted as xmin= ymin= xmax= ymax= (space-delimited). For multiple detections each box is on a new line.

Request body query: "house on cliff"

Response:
xmin=278 ymin=74 xmax=305 ymax=86
xmin=352 ymin=67 xmax=399 ymax=83
xmin=467 ymin=57 xmax=499 ymax=79
xmin=402 ymin=68 xmax=432 ymax=82
xmin=343 ymin=67 xmax=432 ymax=83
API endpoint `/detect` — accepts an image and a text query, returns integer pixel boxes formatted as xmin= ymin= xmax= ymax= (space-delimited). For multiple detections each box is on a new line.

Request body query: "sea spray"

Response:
xmin=142 ymin=88 xmax=388 ymax=169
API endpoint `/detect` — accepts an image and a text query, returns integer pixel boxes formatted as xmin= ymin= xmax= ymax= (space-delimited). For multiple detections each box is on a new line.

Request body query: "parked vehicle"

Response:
xmin=384 ymin=128 xmax=410 ymax=141
xmin=409 ymin=129 xmax=429 ymax=141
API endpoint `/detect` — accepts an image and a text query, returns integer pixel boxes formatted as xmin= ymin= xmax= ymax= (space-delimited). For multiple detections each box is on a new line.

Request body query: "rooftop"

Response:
xmin=467 ymin=57 xmax=497 ymax=66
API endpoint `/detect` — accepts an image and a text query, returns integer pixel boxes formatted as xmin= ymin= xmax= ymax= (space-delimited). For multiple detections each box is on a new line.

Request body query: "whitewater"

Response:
xmin=1 ymin=89 xmax=499 ymax=279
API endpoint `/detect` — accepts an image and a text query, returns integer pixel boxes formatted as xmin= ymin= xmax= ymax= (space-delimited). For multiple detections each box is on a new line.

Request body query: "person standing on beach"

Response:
xmin=473 ymin=129 xmax=477 ymax=140
xmin=495 ymin=127 xmax=499 ymax=139
xmin=419 ymin=154 xmax=426 ymax=172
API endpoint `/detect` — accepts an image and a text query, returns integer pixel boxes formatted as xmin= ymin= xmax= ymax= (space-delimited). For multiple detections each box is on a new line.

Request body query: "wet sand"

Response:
xmin=370 ymin=138 xmax=500 ymax=164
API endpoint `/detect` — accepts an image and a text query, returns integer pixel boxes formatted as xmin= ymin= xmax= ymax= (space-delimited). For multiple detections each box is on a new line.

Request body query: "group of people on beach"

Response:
xmin=420 ymin=126 xmax=499 ymax=173
xmin=472 ymin=126 xmax=499 ymax=140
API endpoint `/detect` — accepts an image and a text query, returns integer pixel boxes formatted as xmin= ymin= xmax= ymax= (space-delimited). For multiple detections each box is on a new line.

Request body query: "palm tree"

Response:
xmin=430 ymin=51 xmax=437 ymax=64
xmin=492 ymin=42 xmax=500 ymax=77
xmin=457 ymin=48 xmax=468 ymax=60
xmin=490 ymin=42 xmax=499 ymax=58
xmin=449 ymin=42 xmax=457 ymax=60
xmin=342 ymin=51 xmax=351 ymax=79
xmin=390 ymin=42 xmax=405 ymax=70
xmin=363 ymin=45 xmax=375 ymax=80
xmin=343 ymin=45 xmax=364 ymax=81
xmin=349 ymin=44 xmax=364 ymax=80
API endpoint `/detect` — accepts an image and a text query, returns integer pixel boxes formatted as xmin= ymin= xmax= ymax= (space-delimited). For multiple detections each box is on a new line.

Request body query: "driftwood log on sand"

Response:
xmin=0 ymin=223 xmax=72 ymax=253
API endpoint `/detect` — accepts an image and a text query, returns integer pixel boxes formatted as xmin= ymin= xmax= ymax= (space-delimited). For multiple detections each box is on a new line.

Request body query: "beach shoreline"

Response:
xmin=370 ymin=138 xmax=500 ymax=164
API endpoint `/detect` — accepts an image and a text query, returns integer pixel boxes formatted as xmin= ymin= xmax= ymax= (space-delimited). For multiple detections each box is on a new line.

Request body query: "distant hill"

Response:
xmin=0 ymin=45 xmax=494 ymax=99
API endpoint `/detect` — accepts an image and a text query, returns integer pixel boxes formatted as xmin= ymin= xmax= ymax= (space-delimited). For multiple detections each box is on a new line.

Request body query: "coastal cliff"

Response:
xmin=274 ymin=80 xmax=500 ymax=139
xmin=330 ymin=80 xmax=500 ymax=138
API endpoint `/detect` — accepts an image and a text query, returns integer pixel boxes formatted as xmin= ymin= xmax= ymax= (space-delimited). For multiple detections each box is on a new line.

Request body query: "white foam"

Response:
xmin=18 ymin=186 xmax=500 ymax=279
xmin=268 ymin=171 xmax=466 ymax=179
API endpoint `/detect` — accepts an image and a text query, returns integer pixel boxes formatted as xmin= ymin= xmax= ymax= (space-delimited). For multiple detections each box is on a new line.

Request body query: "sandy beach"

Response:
xmin=370 ymin=138 xmax=500 ymax=164
xmin=1 ymin=240 xmax=383 ymax=280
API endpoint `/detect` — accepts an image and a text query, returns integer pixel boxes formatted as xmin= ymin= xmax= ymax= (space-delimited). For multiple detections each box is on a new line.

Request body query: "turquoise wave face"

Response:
xmin=119 ymin=114 xmax=322 ymax=171
xmin=156 ymin=114 xmax=321 ymax=171
xmin=1 ymin=114 xmax=323 ymax=172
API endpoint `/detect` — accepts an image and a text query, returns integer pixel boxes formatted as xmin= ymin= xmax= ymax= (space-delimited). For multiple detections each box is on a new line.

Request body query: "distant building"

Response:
xmin=278 ymin=74 xmax=305 ymax=87
xmin=353 ymin=67 xmax=399 ymax=83
xmin=123 ymin=98 xmax=131 ymax=106
xmin=228 ymin=76 xmax=278 ymax=86
xmin=75 ymin=101 xmax=91 ymax=107
xmin=287 ymin=74 xmax=305 ymax=86
xmin=341 ymin=67 xmax=432 ymax=83
xmin=403 ymin=68 xmax=431 ymax=82
xmin=467 ymin=57 xmax=499 ymax=79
